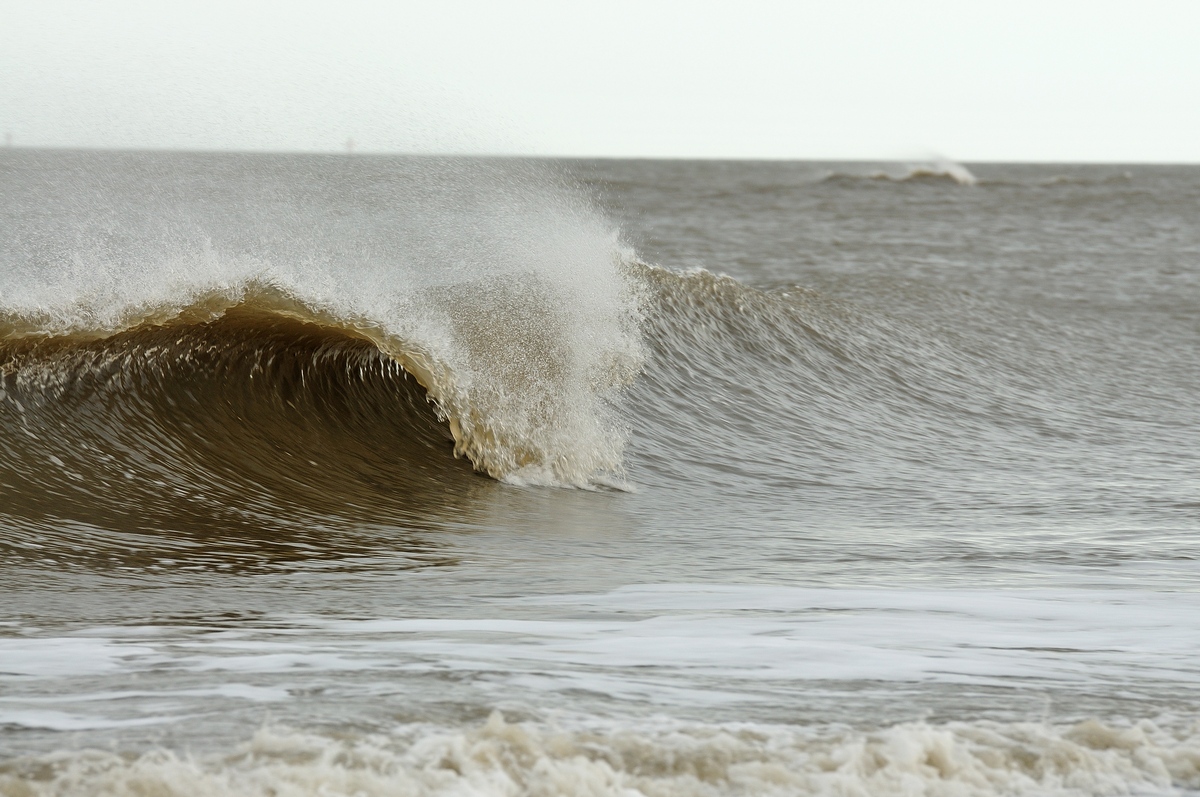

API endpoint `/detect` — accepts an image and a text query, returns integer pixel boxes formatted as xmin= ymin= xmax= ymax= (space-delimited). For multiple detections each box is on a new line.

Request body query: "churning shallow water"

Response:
xmin=1 ymin=151 xmax=1199 ymax=795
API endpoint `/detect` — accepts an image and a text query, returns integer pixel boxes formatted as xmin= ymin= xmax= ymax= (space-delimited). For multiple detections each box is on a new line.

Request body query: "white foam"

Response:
xmin=3 ymin=713 xmax=1199 ymax=796
xmin=284 ymin=586 xmax=1200 ymax=695
xmin=0 ymin=636 xmax=160 ymax=677
xmin=0 ymin=709 xmax=180 ymax=732
xmin=6 ymin=586 xmax=1197 ymax=728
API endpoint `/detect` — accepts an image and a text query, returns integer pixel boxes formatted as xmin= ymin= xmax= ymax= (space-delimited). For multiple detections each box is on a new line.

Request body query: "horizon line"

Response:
xmin=3 ymin=144 xmax=1199 ymax=166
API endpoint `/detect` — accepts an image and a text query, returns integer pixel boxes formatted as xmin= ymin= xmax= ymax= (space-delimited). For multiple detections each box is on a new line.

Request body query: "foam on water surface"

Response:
xmin=3 ymin=713 xmax=1200 ymax=797
xmin=3 ymin=586 xmax=1198 ymax=740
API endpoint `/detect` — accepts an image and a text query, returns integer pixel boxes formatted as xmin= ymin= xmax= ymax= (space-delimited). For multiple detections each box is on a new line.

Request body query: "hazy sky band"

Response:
xmin=3 ymin=0 xmax=1198 ymax=161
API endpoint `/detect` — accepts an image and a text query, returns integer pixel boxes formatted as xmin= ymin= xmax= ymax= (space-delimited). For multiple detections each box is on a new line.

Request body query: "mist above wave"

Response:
xmin=0 ymin=154 xmax=644 ymax=487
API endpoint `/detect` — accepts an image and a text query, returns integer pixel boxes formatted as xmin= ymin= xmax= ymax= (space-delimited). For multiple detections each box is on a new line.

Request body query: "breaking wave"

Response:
xmin=3 ymin=713 xmax=1199 ymax=797
xmin=821 ymin=159 xmax=979 ymax=186
xmin=0 ymin=158 xmax=645 ymax=496
xmin=0 ymin=278 xmax=643 ymax=545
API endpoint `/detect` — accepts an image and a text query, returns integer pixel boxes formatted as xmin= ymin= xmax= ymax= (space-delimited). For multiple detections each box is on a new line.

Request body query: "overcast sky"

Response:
xmin=3 ymin=0 xmax=1198 ymax=161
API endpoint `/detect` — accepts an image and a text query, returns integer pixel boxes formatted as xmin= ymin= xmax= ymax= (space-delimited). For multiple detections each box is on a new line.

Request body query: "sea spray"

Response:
xmin=0 ymin=153 xmax=645 ymax=486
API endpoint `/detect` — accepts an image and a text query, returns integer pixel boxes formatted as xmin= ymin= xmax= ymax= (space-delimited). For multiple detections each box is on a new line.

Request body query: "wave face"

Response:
xmin=0 ymin=301 xmax=474 ymax=546
xmin=0 ymin=154 xmax=643 ymax=498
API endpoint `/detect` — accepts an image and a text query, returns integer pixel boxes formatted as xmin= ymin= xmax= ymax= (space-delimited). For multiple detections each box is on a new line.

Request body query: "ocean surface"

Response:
xmin=1 ymin=151 xmax=1198 ymax=796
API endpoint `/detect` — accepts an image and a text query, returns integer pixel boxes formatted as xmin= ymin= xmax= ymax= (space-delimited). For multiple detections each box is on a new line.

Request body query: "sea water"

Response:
xmin=2 ymin=151 xmax=1199 ymax=795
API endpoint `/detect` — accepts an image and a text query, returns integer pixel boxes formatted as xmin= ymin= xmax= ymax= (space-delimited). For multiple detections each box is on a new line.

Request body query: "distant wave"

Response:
xmin=818 ymin=166 xmax=1144 ymax=190
xmin=820 ymin=160 xmax=979 ymax=186
xmin=4 ymin=713 xmax=1198 ymax=797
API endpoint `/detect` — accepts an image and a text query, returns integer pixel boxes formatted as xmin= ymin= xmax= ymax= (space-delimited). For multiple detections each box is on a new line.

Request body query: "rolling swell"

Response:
xmin=621 ymin=261 xmax=1196 ymax=535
